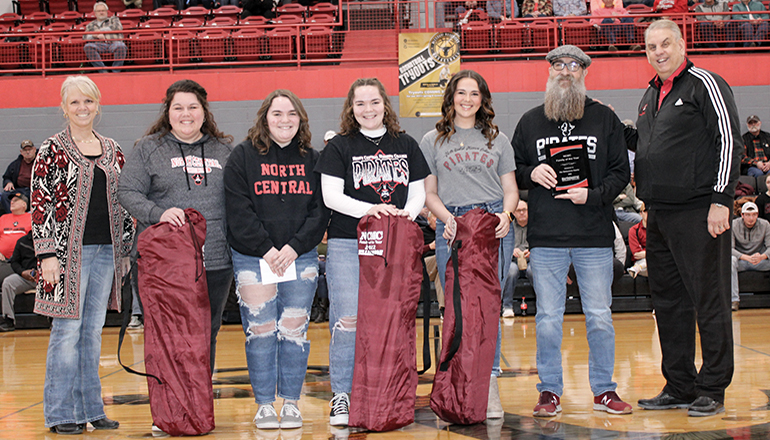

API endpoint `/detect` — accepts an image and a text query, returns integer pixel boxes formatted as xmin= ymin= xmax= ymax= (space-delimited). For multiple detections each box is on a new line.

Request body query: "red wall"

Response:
xmin=2 ymin=53 xmax=768 ymax=109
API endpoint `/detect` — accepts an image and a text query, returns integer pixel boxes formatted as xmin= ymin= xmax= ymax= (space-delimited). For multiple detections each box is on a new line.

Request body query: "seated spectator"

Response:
xmin=731 ymin=201 xmax=770 ymax=311
xmin=503 ymin=200 xmax=532 ymax=318
xmin=554 ymin=0 xmax=587 ymax=18
xmin=457 ymin=0 xmax=487 ymax=24
xmin=416 ymin=207 xmax=444 ymax=319
xmin=627 ymin=202 xmax=647 ymax=278
xmin=591 ymin=0 xmax=641 ymax=51
xmin=1 ymin=140 xmax=36 ymax=214
xmin=741 ymin=115 xmax=770 ymax=176
xmin=653 ymin=0 xmax=688 ymax=16
xmin=732 ymin=0 xmax=769 ymax=47
xmin=123 ymin=0 xmax=142 ymax=9
xmin=488 ymin=0 xmax=518 ymax=21
xmin=241 ymin=0 xmax=278 ymax=20
xmin=695 ymin=0 xmax=731 ymax=48
xmin=521 ymin=0 xmax=553 ymax=17
xmin=0 ymin=191 xmax=31 ymax=262
xmin=0 ymin=231 xmax=36 ymax=332
xmin=83 ymin=3 xmax=127 ymax=74
xmin=613 ymin=182 xmax=643 ymax=224
xmin=755 ymin=174 xmax=770 ymax=222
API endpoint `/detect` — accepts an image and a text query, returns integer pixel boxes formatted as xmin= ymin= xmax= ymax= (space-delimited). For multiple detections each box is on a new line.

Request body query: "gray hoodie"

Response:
xmin=118 ymin=132 xmax=233 ymax=270
xmin=731 ymin=216 xmax=770 ymax=260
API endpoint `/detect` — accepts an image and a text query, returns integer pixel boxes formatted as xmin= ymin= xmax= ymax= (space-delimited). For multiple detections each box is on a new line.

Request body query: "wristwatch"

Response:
xmin=503 ymin=211 xmax=514 ymax=222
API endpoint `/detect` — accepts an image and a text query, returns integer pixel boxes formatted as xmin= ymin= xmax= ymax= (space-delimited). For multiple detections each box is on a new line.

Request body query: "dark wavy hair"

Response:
xmin=144 ymin=79 xmax=233 ymax=143
xmin=339 ymin=78 xmax=402 ymax=137
xmin=434 ymin=70 xmax=498 ymax=148
xmin=247 ymin=89 xmax=312 ymax=156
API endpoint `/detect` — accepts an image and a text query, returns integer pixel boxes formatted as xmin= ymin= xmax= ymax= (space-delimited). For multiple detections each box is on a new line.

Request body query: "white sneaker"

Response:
xmin=128 ymin=315 xmax=143 ymax=330
xmin=254 ymin=404 xmax=280 ymax=429
xmin=279 ymin=402 xmax=303 ymax=429
xmin=502 ymin=308 xmax=515 ymax=318
xmin=329 ymin=393 xmax=350 ymax=426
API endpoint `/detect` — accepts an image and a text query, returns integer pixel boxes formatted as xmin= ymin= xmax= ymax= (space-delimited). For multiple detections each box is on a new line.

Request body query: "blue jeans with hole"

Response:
xmin=531 ymin=247 xmax=617 ymax=397
xmin=44 ymin=245 xmax=115 ymax=427
xmin=326 ymin=238 xmax=359 ymax=394
xmin=435 ymin=199 xmax=514 ymax=377
xmin=233 ymin=248 xmax=318 ymax=404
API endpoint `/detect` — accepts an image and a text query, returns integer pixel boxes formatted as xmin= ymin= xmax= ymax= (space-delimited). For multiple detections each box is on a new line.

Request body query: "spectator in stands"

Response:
xmin=591 ymin=0 xmax=641 ymax=52
xmin=1 ymin=140 xmax=36 ymax=214
xmin=503 ymin=200 xmax=531 ymax=319
xmin=416 ymin=207 xmax=444 ymax=319
xmin=755 ymin=174 xmax=770 ymax=222
xmin=488 ymin=0 xmax=518 ymax=21
xmin=118 ymin=79 xmax=234 ymax=374
xmin=695 ymin=0 xmax=731 ymax=48
xmin=731 ymin=201 xmax=770 ymax=311
xmin=35 ymin=75 xmax=134 ymax=435
xmin=123 ymin=0 xmax=142 ymax=9
xmin=421 ymin=70 xmax=518 ymax=420
xmin=83 ymin=3 xmax=127 ymax=74
xmin=457 ymin=0 xmax=487 ymax=24
xmin=0 ymin=191 xmax=31 ymax=262
xmin=511 ymin=45 xmax=631 ymax=418
xmin=553 ymin=0 xmax=587 ymax=18
xmin=241 ymin=0 xmax=278 ymax=20
xmin=741 ymin=115 xmax=770 ymax=177
xmin=522 ymin=0 xmax=553 ymax=17
xmin=613 ymin=182 xmax=643 ymax=223
xmin=627 ymin=202 xmax=647 ymax=278
xmin=0 ymin=231 xmax=36 ymax=332
xmin=224 ymin=89 xmax=329 ymax=430
xmin=732 ymin=0 xmax=769 ymax=47
xmin=654 ymin=0 xmax=688 ymax=16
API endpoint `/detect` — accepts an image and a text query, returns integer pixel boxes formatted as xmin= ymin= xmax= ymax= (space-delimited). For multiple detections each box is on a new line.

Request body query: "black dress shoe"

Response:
xmin=90 ymin=417 xmax=119 ymax=429
xmin=49 ymin=423 xmax=84 ymax=435
xmin=638 ymin=391 xmax=693 ymax=410
xmin=688 ymin=396 xmax=725 ymax=417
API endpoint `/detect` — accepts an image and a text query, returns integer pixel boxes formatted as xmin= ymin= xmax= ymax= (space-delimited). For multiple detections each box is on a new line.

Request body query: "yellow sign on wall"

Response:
xmin=398 ymin=32 xmax=461 ymax=118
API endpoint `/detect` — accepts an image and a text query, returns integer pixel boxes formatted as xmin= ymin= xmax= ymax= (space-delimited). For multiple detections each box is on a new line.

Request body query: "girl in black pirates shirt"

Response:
xmin=224 ymin=90 xmax=329 ymax=429
xmin=314 ymin=78 xmax=430 ymax=427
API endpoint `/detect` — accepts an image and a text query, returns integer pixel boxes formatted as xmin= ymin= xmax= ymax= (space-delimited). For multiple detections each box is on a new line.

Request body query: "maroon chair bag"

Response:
xmin=430 ymin=208 xmax=501 ymax=425
xmin=137 ymin=208 xmax=214 ymax=436
xmin=349 ymin=214 xmax=424 ymax=431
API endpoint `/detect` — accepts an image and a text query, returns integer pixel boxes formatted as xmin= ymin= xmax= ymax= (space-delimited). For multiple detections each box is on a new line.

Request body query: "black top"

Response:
xmin=82 ymin=158 xmax=112 ymax=245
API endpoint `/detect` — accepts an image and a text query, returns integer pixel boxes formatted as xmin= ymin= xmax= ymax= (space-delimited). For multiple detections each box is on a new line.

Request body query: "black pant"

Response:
xmin=207 ymin=267 xmax=234 ymax=373
xmin=647 ymin=207 xmax=733 ymax=402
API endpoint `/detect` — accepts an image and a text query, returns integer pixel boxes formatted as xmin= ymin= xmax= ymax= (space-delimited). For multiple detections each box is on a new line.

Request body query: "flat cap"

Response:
xmin=546 ymin=45 xmax=591 ymax=68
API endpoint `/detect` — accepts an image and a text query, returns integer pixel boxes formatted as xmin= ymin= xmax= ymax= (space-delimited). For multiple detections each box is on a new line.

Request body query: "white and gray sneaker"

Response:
xmin=329 ymin=393 xmax=350 ymax=426
xmin=279 ymin=402 xmax=303 ymax=429
xmin=254 ymin=404 xmax=280 ymax=429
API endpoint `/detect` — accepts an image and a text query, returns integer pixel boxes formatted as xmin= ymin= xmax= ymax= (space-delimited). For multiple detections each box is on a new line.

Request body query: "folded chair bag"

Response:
xmin=137 ymin=208 xmax=214 ymax=436
xmin=430 ymin=208 xmax=500 ymax=425
xmin=349 ymin=214 xmax=424 ymax=431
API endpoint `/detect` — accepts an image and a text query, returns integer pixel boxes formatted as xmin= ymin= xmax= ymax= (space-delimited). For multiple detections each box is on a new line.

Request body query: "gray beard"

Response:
xmin=544 ymin=75 xmax=586 ymax=122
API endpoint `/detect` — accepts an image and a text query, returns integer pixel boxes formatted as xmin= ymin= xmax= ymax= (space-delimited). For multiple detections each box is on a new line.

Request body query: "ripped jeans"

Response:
xmin=326 ymin=238 xmax=359 ymax=394
xmin=232 ymin=248 xmax=319 ymax=404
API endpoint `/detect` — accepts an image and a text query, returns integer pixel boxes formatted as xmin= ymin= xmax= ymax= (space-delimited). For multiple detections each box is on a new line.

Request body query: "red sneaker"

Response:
xmin=533 ymin=391 xmax=561 ymax=417
xmin=593 ymin=391 xmax=633 ymax=414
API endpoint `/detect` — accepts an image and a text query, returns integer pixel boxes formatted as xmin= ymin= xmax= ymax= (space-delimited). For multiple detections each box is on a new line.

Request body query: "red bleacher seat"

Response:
xmin=496 ymin=19 xmax=525 ymax=53
xmin=212 ymin=5 xmax=241 ymax=20
xmin=120 ymin=18 xmax=141 ymax=29
xmin=54 ymin=11 xmax=84 ymax=27
xmin=56 ymin=36 xmax=87 ymax=67
xmin=169 ymin=30 xmax=198 ymax=63
xmin=206 ymin=16 xmax=236 ymax=27
xmin=172 ymin=17 xmax=204 ymax=28
xmin=181 ymin=6 xmax=210 ymax=20
xmin=460 ymin=21 xmax=491 ymax=53
xmin=265 ymin=27 xmax=296 ymax=60
xmin=0 ymin=23 xmax=12 ymax=32
xmin=0 ymin=13 xmax=22 ymax=26
xmin=276 ymin=3 xmax=306 ymax=20
xmin=140 ymin=17 xmax=172 ymax=28
xmin=118 ymin=8 xmax=147 ymax=22
xmin=42 ymin=22 xmax=71 ymax=32
xmin=526 ymin=19 xmax=555 ymax=50
xmin=273 ymin=14 xmax=303 ymax=25
xmin=231 ymin=27 xmax=265 ymax=61
xmin=128 ymin=31 xmax=164 ymax=64
xmin=198 ymin=28 xmax=229 ymax=62
xmin=560 ymin=18 xmax=593 ymax=50
xmin=148 ymin=7 xmax=178 ymax=21
xmin=13 ymin=23 xmax=41 ymax=32
xmin=24 ymin=11 xmax=53 ymax=26
xmin=240 ymin=16 xmax=268 ymax=26
xmin=303 ymin=25 xmax=331 ymax=58
xmin=306 ymin=13 xmax=334 ymax=24
xmin=0 ymin=41 xmax=22 ymax=69
xmin=308 ymin=2 xmax=336 ymax=18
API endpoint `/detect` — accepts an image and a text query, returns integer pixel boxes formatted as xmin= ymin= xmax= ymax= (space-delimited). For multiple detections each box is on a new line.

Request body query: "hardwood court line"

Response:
xmin=735 ymin=343 xmax=770 ymax=357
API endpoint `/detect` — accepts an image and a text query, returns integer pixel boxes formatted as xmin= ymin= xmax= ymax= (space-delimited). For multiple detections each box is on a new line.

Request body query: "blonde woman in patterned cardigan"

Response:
xmin=32 ymin=75 xmax=134 ymax=435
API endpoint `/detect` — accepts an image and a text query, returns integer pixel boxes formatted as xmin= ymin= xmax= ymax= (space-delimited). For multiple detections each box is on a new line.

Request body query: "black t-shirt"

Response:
xmin=315 ymin=131 xmax=430 ymax=239
xmin=82 ymin=159 xmax=112 ymax=246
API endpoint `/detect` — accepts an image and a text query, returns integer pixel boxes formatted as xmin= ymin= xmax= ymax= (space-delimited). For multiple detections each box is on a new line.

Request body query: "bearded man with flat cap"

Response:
xmin=511 ymin=44 xmax=631 ymax=418
xmin=630 ymin=19 xmax=741 ymax=417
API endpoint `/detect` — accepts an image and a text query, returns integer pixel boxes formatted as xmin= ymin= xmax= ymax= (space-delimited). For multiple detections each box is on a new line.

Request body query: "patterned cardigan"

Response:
xmin=31 ymin=127 xmax=135 ymax=319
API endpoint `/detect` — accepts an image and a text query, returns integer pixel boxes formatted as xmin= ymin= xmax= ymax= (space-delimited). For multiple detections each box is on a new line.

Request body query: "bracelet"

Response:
xmin=502 ymin=210 xmax=514 ymax=222
xmin=712 ymin=203 xmax=727 ymax=208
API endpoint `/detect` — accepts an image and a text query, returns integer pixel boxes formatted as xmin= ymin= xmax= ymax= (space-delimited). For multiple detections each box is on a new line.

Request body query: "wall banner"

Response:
xmin=398 ymin=32 xmax=460 ymax=118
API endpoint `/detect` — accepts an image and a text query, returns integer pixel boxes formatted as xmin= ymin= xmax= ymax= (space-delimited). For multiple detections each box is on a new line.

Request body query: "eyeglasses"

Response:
xmin=551 ymin=61 xmax=583 ymax=72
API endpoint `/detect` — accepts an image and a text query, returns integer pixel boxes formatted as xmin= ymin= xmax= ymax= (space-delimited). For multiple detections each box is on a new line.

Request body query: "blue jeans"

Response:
xmin=326 ymin=238 xmax=359 ymax=393
xmin=599 ymin=17 xmax=634 ymax=45
xmin=83 ymin=41 xmax=127 ymax=72
xmin=747 ymin=166 xmax=770 ymax=177
xmin=740 ymin=21 xmax=769 ymax=47
xmin=44 ymin=245 xmax=115 ymax=427
xmin=233 ymin=249 xmax=318 ymax=404
xmin=503 ymin=260 xmax=533 ymax=310
xmin=435 ymin=199 xmax=514 ymax=376
xmin=530 ymin=247 xmax=617 ymax=397
xmin=730 ymin=256 xmax=770 ymax=302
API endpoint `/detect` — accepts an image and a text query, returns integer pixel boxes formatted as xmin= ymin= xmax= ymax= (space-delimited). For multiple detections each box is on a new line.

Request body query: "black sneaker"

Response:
xmin=688 ymin=396 xmax=725 ymax=417
xmin=638 ymin=391 xmax=693 ymax=410
xmin=0 ymin=317 xmax=14 ymax=332
xmin=329 ymin=392 xmax=349 ymax=426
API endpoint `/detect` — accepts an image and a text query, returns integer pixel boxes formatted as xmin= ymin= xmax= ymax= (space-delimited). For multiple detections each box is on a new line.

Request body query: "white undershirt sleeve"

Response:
xmin=321 ymin=174 xmax=374 ymax=219
xmin=404 ymin=179 xmax=426 ymax=220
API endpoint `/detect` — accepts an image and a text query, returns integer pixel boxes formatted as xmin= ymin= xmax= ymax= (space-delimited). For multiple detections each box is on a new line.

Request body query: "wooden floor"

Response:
xmin=3 ymin=310 xmax=770 ymax=439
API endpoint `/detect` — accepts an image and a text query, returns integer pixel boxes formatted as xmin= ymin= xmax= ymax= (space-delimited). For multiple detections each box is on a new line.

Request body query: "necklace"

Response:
xmin=364 ymin=134 xmax=384 ymax=146
xmin=73 ymin=136 xmax=97 ymax=144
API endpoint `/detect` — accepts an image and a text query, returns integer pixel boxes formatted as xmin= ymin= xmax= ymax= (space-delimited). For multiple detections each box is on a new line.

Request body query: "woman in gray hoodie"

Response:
xmin=118 ymin=79 xmax=234 ymax=373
